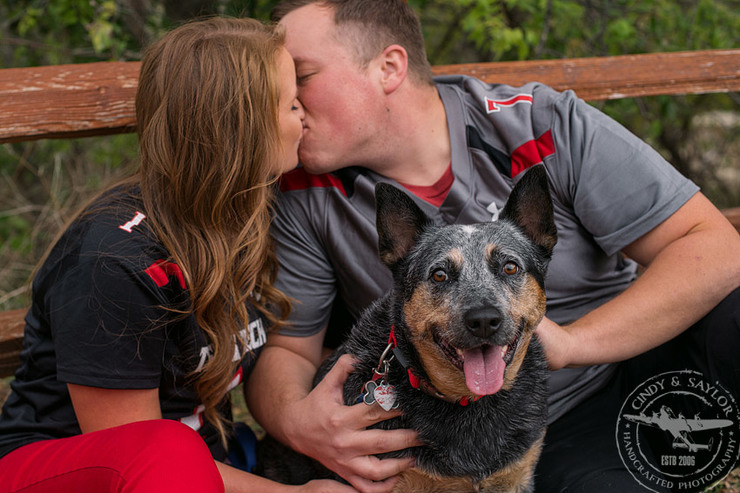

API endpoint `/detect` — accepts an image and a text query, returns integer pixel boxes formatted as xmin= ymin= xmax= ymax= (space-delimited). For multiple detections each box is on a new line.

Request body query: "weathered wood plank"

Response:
xmin=1 ymin=50 xmax=738 ymax=144
xmin=0 ymin=309 xmax=26 ymax=378
xmin=0 ymin=61 xmax=140 ymax=144
xmin=437 ymin=49 xmax=740 ymax=101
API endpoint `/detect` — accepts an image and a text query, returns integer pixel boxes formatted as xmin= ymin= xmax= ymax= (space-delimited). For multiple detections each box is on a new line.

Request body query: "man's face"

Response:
xmin=279 ymin=4 xmax=381 ymax=174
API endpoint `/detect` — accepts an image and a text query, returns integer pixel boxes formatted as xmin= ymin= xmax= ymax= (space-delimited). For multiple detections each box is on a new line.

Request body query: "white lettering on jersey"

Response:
xmin=185 ymin=321 xmax=266 ymax=432
xmin=195 ymin=318 xmax=267 ymax=373
xmin=195 ymin=346 xmax=213 ymax=373
xmin=119 ymin=211 xmax=147 ymax=233
xmin=234 ymin=317 xmax=267 ymax=360
xmin=247 ymin=318 xmax=267 ymax=351
xmin=181 ymin=404 xmax=205 ymax=431
xmin=487 ymin=201 xmax=500 ymax=222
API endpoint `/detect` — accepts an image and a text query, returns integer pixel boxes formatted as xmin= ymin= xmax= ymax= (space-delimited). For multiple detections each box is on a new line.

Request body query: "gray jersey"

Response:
xmin=272 ymin=76 xmax=698 ymax=421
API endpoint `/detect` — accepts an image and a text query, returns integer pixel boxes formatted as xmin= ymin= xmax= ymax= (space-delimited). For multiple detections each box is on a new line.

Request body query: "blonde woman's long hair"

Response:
xmin=135 ymin=17 xmax=291 ymax=440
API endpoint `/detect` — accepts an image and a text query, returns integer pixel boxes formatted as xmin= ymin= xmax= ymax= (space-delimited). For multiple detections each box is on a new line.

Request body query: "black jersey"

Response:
xmin=0 ymin=189 xmax=266 ymax=460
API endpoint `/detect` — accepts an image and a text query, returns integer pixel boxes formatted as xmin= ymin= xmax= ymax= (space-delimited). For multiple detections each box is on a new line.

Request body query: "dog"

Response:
xmin=257 ymin=165 xmax=557 ymax=492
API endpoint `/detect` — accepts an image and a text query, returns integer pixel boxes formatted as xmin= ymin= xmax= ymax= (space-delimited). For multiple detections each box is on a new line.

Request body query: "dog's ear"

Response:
xmin=375 ymin=183 xmax=431 ymax=267
xmin=500 ymin=165 xmax=557 ymax=256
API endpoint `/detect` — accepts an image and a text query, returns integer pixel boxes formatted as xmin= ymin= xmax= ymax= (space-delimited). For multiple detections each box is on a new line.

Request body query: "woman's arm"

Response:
xmin=68 ymin=384 xmax=162 ymax=433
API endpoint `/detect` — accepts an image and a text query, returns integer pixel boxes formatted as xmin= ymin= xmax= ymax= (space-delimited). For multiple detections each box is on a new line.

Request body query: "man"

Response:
xmin=247 ymin=1 xmax=740 ymax=492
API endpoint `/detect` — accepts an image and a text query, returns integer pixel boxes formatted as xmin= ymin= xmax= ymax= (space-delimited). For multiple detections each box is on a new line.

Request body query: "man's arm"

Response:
xmin=538 ymin=192 xmax=740 ymax=369
xmin=246 ymin=331 xmax=418 ymax=493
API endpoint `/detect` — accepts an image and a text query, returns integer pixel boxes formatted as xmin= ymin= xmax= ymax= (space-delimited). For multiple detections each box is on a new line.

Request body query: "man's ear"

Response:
xmin=378 ymin=44 xmax=408 ymax=94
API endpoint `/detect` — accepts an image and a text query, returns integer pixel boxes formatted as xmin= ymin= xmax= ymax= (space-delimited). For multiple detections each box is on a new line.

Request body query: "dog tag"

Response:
xmin=373 ymin=382 xmax=398 ymax=411
xmin=361 ymin=380 xmax=378 ymax=405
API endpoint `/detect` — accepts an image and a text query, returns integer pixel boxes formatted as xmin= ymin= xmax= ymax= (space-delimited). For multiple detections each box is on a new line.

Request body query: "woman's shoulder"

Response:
xmin=41 ymin=187 xmax=165 ymax=279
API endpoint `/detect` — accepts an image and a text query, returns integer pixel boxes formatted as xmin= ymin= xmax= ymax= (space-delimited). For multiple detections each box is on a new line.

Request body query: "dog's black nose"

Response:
xmin=464 ymin=307 xmax=502 ymax=338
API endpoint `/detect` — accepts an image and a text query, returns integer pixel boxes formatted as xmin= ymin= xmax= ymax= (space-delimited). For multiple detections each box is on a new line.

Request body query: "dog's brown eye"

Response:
xmin=432 ymin=269 xmax=448 ymax=283
xmin=503 ymin=262 xmax=519 ymax=276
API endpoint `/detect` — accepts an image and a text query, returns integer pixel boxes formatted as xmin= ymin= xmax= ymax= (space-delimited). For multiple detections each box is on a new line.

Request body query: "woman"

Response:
xmin=0 ymin=17 xmax=353 ymax=493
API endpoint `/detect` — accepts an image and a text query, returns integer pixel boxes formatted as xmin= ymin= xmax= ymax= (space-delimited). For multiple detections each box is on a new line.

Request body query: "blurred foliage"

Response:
xmin=0 ymin=0 xmax=739 ymax=312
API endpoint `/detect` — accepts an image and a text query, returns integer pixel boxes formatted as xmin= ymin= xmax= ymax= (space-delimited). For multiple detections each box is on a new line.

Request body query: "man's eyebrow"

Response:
xmin=291 ymin=55 xmax=317 ymax=67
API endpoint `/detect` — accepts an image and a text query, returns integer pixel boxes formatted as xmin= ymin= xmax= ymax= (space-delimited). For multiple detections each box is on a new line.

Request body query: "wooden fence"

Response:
xmin=1 ymin=49 xmax=739 ymax=377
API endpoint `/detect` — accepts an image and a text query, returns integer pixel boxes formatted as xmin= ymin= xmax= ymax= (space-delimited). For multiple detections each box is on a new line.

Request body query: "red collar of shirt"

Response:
xmin=399 ymin=163 xmax=453 ymax=208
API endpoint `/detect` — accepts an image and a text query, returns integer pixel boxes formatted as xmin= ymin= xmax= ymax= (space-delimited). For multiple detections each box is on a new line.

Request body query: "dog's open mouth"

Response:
xmin=434 ymin=330 xmax=520 ymax=396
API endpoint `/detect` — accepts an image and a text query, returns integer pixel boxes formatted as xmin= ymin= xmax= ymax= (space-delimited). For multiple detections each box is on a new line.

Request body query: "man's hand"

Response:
xmin=283 ymin=354 xmax=419 ymax=493
xmin=535 ymin=316 xmax=574 ymax=371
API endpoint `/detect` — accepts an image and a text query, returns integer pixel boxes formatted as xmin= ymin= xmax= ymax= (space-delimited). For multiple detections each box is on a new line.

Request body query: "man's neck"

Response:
xmin=369 ymin=84 xmax=451 ymax=187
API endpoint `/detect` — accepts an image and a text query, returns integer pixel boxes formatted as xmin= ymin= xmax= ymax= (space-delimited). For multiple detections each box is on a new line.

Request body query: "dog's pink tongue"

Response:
xmin=463 ymin=345 xmax=505 ymax=395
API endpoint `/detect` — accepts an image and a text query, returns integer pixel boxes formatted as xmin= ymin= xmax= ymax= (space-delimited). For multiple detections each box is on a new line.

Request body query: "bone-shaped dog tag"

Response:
xmin=362 ymin=380 xmax=378 ymax=405
xmin=373 ymin=382 xmax=398 ymax=411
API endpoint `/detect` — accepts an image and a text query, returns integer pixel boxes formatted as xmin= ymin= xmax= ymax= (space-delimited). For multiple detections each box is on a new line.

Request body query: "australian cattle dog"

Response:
xmin=257 ymin=165 xmax=557 ymax=492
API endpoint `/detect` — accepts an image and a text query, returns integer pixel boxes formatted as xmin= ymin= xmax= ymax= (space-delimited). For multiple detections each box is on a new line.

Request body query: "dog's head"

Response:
xmin=375 ymin=165 xmax=556 ymax=400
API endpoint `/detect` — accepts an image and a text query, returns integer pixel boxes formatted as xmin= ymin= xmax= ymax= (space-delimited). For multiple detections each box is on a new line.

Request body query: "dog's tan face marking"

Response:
xmin=501 ymin=276 xmax=546 ymax=389
xmin=448 ymin=248 xmax=464 ymax=268
xmin=403 ymin=284 xmax=471 ymax=398
xmin=485 ymin=243 xmax=497 ymax=259
xmin=509 ymin=276 xmax=546 ymax=328
xmin=501 ymin=334 xmax=532 ymax=391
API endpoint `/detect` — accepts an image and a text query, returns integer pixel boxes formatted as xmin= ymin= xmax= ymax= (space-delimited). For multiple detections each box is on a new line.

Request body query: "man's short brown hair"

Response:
xmin=272 ymin=0 xmax=434 ymax=85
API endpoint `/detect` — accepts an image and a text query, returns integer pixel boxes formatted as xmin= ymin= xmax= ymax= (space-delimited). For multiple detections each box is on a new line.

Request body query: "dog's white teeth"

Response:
xmin=501 ymin=346 xmax=508 ymax=357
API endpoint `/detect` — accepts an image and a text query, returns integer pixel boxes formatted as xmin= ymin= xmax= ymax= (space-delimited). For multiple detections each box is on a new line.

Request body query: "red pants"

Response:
xmin=0 ymin=420 xmax=224 ymax=493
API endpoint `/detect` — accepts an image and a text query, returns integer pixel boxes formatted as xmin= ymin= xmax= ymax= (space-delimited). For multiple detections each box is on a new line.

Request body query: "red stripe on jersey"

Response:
xmin=510 ymin=130 xmax=555 ymax=177
xmin=486 ymin=94 xmax=533 ymax=113
xmin=279 ymin=168 xmax=347 ymax=196
xmin=145 ymin=260 xmax=186 ymax=289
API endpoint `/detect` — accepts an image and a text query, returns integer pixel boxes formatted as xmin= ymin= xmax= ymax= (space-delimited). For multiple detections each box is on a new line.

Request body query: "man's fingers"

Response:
xmin=360 ymin=427 xmax=422 ymax=454
xmin=322 ymin=354 xmax=357 ymax=390
xmin=366 ymin=455 xmax=416 ymax=481
xmin=345 ymin=459 xmax=411 ymax=493
xmin=307 ymin=479 xmax=361 ymax=493
xmin=347 ymin=400 xmax=402 ymax=426
xmin=347 ymin=476 xmax=398 ymax=493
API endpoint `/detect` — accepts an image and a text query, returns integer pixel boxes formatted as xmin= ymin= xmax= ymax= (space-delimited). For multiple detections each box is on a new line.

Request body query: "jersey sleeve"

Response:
xmin=541 ymin=89 xmax=699 ymax=256
xmin=49 ymin=241 xmax=175 ymax=389
xmin=271 ymin=190 xmax=337 ymax=336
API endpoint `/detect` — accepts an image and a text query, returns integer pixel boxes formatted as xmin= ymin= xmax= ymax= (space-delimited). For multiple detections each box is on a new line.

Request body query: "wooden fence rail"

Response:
xmin=1 ymin=48 xmax=739 ymax=377
xmin=2 ymin=49 xmax=740 ymax=144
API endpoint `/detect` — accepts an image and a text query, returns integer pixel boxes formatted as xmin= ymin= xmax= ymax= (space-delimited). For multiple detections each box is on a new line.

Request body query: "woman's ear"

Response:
xmin=378 ymin=44 xmax=408 ymax=94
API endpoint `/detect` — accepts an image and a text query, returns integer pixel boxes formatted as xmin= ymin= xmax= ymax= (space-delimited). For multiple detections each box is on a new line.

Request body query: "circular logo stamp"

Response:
xmin=616 ymin=370 xmax=740 ymax=492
